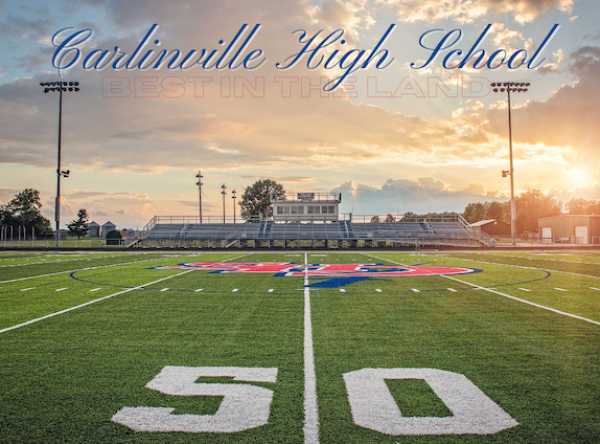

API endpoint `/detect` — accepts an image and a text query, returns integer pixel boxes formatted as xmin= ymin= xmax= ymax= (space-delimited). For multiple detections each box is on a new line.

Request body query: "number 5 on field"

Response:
xmin=112 ymin=366 xmax=278 ymax=433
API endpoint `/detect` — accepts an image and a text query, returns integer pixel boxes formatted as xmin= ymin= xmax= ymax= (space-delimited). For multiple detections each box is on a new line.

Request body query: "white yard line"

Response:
xmin=303 ymin=252 xmax=319 ymax=444
xmin=0 ymin=257 xmax=170 ymax=284
xmin=443 ymin=275 xmax=600 ymax=327
xmin=368 ymin=253 xmax=600 ymax=327
xmin=0 ymin=270 xmax=195 ymax=335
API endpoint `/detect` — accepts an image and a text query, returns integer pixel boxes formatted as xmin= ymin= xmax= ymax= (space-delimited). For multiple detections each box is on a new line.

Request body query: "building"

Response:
xmin=100 ymin=221 xmax=116 ymax=237
xmin=538 ymin=215 xmax=600 ymax=244
xmin=271 ymin=193 xmax=342 ymax=223
xmin=89 ymin=221 xmax=100 ymax=237
xmin=468 ymin=219 xmax=511 ymax=238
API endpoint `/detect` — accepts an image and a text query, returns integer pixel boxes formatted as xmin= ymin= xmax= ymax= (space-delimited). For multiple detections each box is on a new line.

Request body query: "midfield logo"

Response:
xmin=148 ymin=262 xmax=482 ymax=288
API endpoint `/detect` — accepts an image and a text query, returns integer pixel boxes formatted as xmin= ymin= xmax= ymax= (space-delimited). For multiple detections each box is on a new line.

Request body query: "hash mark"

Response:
xmin=518 ymin=288 xmax=531 ymax=292
xmin=375 ymin=289 xmax=382 ymax=292
xmin=90 ymin=288 xmax=101 ymax=292
xmin=448 ymin=288 xmax=457 ymax=292
xmin=21 ymin=287 xmax=34 ymax=291
xmin=554 ymin=288 xmax=568 ymax=291
xmin=340 ymin=289 xmax=346 ymax=293
xmin=411 ymin=288 xmax=420 ymax=292
xmin=590 ymin=287 xmax=600 ymax=291
xmin=55 ymin=288 xmax=68 ymax=292
xmin=194 ymin=288 xmax=203 ymax=292
xmin=232 ymin=288 xmax=239 ymax=292
xmin=268 ymin=289 xmax=274 ymax=293
xmin=160 ymin=288 xmax=169 ymax=292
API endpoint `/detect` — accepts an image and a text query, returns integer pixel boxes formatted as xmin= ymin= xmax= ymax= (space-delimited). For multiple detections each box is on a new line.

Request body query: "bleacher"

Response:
xmin=138 ymin=218 xmax=488 ymax=248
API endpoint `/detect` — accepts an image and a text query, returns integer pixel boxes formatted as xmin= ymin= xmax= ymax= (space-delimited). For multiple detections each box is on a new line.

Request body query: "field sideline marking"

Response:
xmin=443 ymin=275 xmax=600 ymax=327
xmin=304 ymin=252 xmax=319 ymax=444
xmin=0 ymin=269 xmax=196 ymax=335
xmin=366 ymin=253 xmax=600 ymax=327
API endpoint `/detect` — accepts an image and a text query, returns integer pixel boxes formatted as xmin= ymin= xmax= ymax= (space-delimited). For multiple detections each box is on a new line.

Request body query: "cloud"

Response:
xmin=378 ymin=0 xmax=576 ymax=24
xmin=331 ymin=177 xmax=507 ymax=213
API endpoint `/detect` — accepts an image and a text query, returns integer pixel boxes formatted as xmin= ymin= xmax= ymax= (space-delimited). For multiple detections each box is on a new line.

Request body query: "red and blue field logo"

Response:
xmin=149 ymin=262 xmax=482 ymax=288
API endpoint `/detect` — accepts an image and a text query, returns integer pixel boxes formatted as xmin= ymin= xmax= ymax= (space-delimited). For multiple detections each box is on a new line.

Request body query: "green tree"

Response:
xmin=462 ymin=202 xmax=487 ymax=223
xmin=239 ymin=179 xmax=285 ymax=221
xmin=384 ymin=214 xmax=395 ymax=223
xmin=0 ymin=188 xmax=51 ymax=236
xmin=67 ymin=209 xmax=90 ymax=239
xmin=516 ymin=189 xmax=562 ymax=234
xmin=566 ymin=198 xmax=600 ymax=215
xmin=370 ymin=215 xmax=380 ymax=223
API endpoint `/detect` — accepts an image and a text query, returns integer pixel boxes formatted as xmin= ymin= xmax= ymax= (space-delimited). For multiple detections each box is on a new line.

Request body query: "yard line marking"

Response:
xmin=0 ymin=270 xmax=196 ymax=335
xmin=340 ymin=289 xmax=346 ymax=293
xmin=590 ymin=287 xmax=600 ymax=291
xmin=55 ymin=288 xmax=68 ymax=292
xmin=554 ymin=287 xmax=568 ymax=291
xmin=20 ymin=287 xmax=35 ymax=291
xmin=443 ymin=275 xmax=600 ymax=327
xmin=90 ymin=288 xmax=102 ymax=292
xmin=411 ymin=288 xmax=420 ymax=292
xmin=375 ymin=288 xmax=382 ymax=292
xmin=448 ymin=288 xmax=457 ymax=292
xmin=232 ymin=288 xmax=239 ymax=292
xmin=0 ymin=257 xmax=173 ymax=285
xmin=194 ymin=288 xmax=203 ymax=292
xmin=160 ymin=288 xmax=169 ymax=292
xmin=304 ymin=253 xmax=319 ymax=444
xmin=268 ymin=289 xmax=274 ymax=293
xmin=518 ymin=288 xmax=531 ymax=292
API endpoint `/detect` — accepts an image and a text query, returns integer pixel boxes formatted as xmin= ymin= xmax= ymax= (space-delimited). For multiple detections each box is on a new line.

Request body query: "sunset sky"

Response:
xmin=1 ymin=0 xmax=599 ymax=229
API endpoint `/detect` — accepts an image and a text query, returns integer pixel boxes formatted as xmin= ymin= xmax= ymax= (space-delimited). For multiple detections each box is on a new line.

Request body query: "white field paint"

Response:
xmin=112 ymin=366 xmax=278 ymax=433
xmin=344 ymin=368 xmax=518 ymax=435
xmin=20 ymin=287 xmax=34 ymax=291
xmin=304 ymin=252 xmax=319 ymax=444
xmin=376 ymin=289 xmax=382 ymax=292
xmin=0 ymin=257 xmax=175 ymax=284
xmin=444 ymin=275 xmax=600 ymax=327
xmin=90 ymin=288 xmax=102 ymax=292
xmin=55 ymin=288 xmax=68 ymax=292
xmin=554 ymin=288 xmax=568 ymax=291
xmin=0 ymin=269 xmax=195 ymax=335
xmin=340 ymin=289 xmax=346 ymax=293
xmin=518 ymin=288 xmax=531 ymax=292
xmin=447 ymin=288 xmax=457 ymax=292
xmin=367 ymin=253 xmax=600 ymax=327
xmin=590 ymin=287 xmax=600 ymax=291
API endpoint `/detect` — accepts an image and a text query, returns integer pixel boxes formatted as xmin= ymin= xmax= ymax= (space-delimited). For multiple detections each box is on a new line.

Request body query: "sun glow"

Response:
xmin=566 ymin=168 xmax=591 ymax=189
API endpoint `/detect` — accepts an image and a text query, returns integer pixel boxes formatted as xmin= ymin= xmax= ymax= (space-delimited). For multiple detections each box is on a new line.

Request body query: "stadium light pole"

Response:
xmin=221 ymin=184 xmax=227 ymax=223
xmin=41 ymin=81 xmax=80 ymax=247
xmin=232 ymin=189 xmax=237 ymax=224
xmin=195 ymin=171 xmax=203 ymax=223
xmin=492 ymin=81 xmax=530 ymax=246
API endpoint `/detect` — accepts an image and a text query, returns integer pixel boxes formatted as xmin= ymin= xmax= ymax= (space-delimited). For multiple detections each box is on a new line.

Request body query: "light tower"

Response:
xmin=221 ymin=184 xmax=227 ymax=223
xmin=232 ymin=189 xmax=237 ymax=224
xmin=195 ymin=171 xmax=203 ymax=223
xmin=40 ymin=81 xmax=80 ymax=247
xmin=492 ymin=81 xmax=531 ymax=246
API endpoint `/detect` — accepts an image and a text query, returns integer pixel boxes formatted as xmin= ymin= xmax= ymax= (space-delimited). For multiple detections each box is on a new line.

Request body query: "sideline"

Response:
xmin=303 ymin=252 xmax=319 ymax=444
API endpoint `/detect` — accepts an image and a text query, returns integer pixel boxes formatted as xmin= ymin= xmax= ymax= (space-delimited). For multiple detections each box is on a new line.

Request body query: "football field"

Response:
xmin=0 ymin=250 xmax=599 ymax=443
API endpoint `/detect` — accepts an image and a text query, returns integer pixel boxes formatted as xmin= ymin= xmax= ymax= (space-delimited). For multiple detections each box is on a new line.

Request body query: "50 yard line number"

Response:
xmin=112 ymin=253 xmax=517 ymax=438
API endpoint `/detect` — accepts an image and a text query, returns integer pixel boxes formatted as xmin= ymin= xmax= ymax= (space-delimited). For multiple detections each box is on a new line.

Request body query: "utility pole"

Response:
xmin=195 ymin=171 xmax=203 ymax=223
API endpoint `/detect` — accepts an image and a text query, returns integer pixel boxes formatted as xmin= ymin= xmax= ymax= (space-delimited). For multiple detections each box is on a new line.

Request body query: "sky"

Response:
xmin=0 ymin=0 xmax=599 ymax=229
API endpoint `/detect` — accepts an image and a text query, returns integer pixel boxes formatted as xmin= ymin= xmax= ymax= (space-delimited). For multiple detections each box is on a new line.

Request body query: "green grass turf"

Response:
xmin=0 ymin=250 xmax=599 ymax=443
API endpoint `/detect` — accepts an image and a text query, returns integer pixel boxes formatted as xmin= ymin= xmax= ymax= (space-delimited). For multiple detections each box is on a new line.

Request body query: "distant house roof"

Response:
xmin=469 ymin=219 xmax=497 ymax=227
xmin=89 ymin=221 xmax=100 ymax=226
